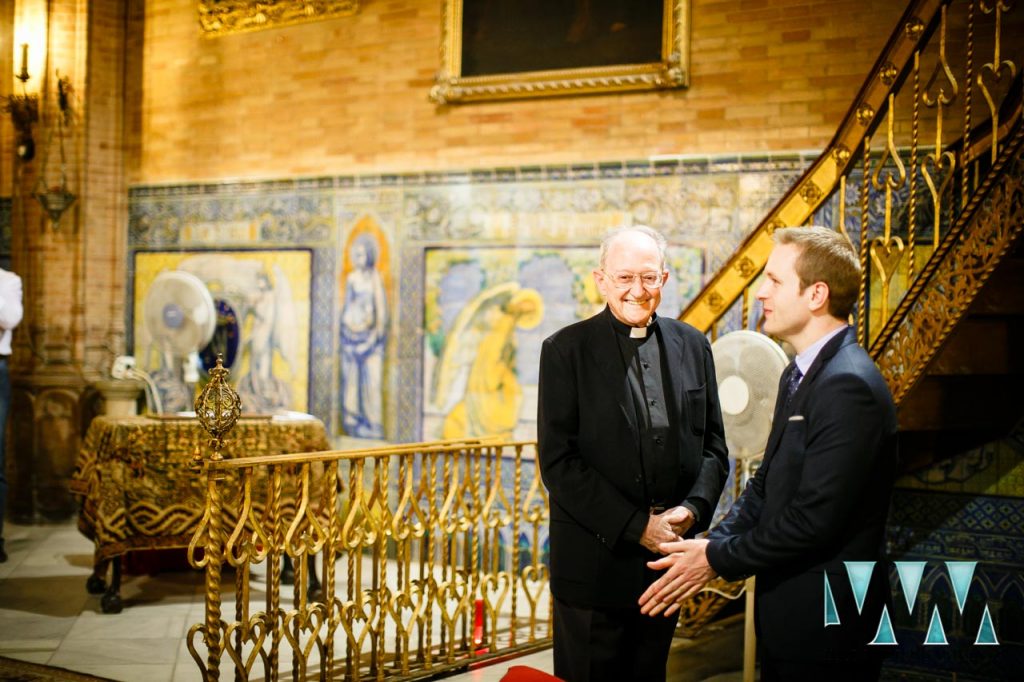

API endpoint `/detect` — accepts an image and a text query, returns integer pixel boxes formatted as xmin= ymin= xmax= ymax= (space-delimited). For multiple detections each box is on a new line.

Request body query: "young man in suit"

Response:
xmin=638 ymin=226 xmax=898 ymax=680
xmin=537 ymin=226 xmax=728 ymax=682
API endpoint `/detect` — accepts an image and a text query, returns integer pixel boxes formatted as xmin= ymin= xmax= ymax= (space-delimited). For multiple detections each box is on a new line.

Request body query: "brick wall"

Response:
xmin=80 ymin=0 xmax=130 ymax=370
xmin=133 ymin=0 xmax=906 ymax=184
xmin=10 ymin=0 xmax=129 ymax=374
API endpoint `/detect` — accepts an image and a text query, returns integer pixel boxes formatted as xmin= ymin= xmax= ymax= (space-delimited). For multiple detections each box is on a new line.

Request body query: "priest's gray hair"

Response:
xmin=598 ymin=225 xmax=668 ymax=270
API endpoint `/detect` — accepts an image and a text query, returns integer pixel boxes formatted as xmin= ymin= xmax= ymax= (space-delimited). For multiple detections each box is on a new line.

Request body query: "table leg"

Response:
xmin=307 ymin=554 xmax=322 ymax=602
xmin=100 ymin=556 xmax=123 ymax=614
xmin=281 ymin=554 xmax=294 ymax=584
xmin=86 ymin=558 xmax=108 ymax=595
xmin=281 ymin=554 xmax=322 ymax=601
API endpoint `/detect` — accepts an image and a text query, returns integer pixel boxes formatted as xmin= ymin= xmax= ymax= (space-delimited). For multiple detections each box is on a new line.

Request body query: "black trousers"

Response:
xmin=552 ymin=596 xmax=678 ymax=682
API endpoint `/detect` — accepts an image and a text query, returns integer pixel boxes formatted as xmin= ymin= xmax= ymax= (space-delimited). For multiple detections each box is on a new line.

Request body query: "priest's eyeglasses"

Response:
xmin=602 ymin=270 xmax=665 ymax=290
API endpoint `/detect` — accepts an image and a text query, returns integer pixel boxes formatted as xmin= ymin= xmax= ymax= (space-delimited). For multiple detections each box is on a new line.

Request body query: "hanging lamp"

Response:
xmin=34 ymin=74 xmax=77 ymax=226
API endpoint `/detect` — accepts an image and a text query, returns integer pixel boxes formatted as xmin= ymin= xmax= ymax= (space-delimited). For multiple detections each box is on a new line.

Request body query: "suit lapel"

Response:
xmin=761 ymin=328 xmax=853 ymax=462
xmin=789 ymin=327 xmax=853 ymax=410
xmin=765 ymin=364 xmax=794 ymax=458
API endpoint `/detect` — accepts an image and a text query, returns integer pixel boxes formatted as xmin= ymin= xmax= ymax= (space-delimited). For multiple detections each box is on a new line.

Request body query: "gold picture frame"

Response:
xmin=430 ymin=0 xmax=689 ymax=104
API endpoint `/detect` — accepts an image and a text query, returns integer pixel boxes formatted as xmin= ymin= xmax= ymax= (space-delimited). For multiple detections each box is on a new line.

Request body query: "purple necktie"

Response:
xmin=783 ymin=364 xmax=803 ymax=407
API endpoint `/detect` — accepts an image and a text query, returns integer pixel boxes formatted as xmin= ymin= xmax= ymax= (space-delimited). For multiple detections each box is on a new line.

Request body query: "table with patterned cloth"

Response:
xmin=70 ymin=415 xmax=330 ymax=612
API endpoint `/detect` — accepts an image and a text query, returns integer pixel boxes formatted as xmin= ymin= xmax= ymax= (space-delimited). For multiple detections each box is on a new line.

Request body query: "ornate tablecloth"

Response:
xmin=71 ymin=416 xmax=330 ymax=561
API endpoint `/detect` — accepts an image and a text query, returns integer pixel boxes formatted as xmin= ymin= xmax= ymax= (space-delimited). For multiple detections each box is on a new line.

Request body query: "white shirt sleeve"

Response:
xmin=0 ymin=271 xmax=24 ymax=332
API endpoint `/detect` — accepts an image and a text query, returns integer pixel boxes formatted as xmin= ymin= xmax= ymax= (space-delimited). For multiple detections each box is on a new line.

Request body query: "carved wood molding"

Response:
xmin=198 ymin=1 xmax=359 ymax=37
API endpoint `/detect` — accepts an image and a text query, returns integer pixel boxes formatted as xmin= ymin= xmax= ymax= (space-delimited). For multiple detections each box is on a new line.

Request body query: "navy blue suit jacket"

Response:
xmin=706 ymin=327 xmax=898 ymax=661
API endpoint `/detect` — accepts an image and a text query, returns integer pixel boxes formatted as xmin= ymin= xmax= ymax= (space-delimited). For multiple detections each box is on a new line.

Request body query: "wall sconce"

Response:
xmin=35 ymin=74 xmax=78 ymax=225
xmin=3 ymin=44 xmax=40 ymax=162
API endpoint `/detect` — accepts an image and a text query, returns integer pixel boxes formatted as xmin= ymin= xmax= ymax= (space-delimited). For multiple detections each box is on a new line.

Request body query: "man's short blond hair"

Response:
xmin=773 ymin=226 xmax=860 ymax=318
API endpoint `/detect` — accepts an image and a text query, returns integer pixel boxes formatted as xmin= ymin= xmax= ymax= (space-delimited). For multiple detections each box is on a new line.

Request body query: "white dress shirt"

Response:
xmin=0 ymin=268 xmax=24 ymax=356
xmin=793 ymin=324 xmax=848 ymax=387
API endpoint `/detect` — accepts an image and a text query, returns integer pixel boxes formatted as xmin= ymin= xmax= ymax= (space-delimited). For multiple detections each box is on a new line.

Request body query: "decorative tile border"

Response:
xmin=128 ymin=153 xmax=817 ymax=199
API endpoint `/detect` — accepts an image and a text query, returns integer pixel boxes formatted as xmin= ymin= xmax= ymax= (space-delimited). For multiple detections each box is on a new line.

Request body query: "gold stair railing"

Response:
xmin=874 ymin=118 xmax=1024 ymax=403
xmin=681 ymin=0 xmax=1023 ymax=359
xmin=678 ymin=0 xmax=1024 ymax=650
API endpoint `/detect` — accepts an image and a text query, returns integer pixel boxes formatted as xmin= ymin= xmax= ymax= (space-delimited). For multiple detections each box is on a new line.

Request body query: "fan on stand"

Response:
xmin=142 ymin=271 xmax=217 ymax=413
xmin=713 ymin=330 xmax=789 ymax=462
xmin=710 ymin=330 xmax=789 ymax=682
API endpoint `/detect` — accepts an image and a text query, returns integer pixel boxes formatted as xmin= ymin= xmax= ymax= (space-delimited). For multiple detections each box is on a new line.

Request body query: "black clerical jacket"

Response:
xmin=538 ymin=307 xmax=728 ymax=609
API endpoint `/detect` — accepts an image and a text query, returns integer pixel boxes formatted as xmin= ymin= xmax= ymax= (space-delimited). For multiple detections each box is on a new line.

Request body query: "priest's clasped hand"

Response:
xmin=639 ymin=506 xmax=695 ymax=554
xmin=638 ymin=538 xmax=716 ymax=616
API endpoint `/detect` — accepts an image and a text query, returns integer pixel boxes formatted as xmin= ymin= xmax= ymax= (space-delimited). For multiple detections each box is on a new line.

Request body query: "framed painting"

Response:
xmin=430 ymin=0 xmax=690 ymax=104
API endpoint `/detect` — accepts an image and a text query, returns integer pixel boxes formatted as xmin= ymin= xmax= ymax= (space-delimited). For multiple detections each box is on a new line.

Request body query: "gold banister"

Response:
xmin=873 ymin=120 xmax=1024 ymax=404
xmin=683 ymin=0 xmax=1023 ymax=372
xmin=680 ymin=0 xmax=945 ymax=332
xmin=675 ymin=0 xmax=1024 ymax=650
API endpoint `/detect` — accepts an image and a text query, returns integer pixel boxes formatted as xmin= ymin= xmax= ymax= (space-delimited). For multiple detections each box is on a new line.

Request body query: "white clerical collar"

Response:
xmin=607 ymin=307 xmax=657 ymax=338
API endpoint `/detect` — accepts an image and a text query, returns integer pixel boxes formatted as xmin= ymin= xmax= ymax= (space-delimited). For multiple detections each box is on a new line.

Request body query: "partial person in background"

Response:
xmin=537 ymin=226 xmax=728 ymax=682
xmin=0 ymin=267 xmax=24 ymax=563
xmin=639 ymin=227 xmax=898 ymax=681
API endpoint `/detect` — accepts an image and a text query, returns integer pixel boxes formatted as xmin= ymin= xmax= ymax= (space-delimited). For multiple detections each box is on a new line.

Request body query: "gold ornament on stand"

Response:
xmin=194 ymin=355 xmax=242 ymax=464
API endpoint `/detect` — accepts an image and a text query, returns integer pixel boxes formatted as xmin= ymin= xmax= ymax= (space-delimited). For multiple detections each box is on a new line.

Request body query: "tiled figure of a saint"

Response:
xmin=340 ymin=232 xmax=387 ymax=438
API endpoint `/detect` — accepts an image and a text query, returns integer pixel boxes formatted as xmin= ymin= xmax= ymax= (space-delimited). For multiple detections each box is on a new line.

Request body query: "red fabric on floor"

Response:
xmin=499 ymin=665 xmax=563 ymax=682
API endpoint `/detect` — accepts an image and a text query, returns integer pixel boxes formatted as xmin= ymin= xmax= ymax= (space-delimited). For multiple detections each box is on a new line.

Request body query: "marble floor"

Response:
xmin=0 ymin=520 xmax=745 ymax=682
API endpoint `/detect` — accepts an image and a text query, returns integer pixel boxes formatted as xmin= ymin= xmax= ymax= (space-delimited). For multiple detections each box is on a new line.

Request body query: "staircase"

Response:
xmin=673 ymin=0 xmax=1024 ymax=657
xmin=680 ymin=0 xmax=1024 ymax=475
xmin=895 ymin=239 xmax=1024 ymax=471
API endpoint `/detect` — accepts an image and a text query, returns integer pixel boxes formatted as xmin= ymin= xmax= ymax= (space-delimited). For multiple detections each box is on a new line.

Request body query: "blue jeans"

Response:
xmin=0 ymin=357 xmax=9 ymax=538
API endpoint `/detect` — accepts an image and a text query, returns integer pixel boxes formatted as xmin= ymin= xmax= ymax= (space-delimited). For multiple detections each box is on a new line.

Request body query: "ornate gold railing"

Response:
xmin=681 ymin=0 xmax=1024 ymax=364
xmin=186 ymin=363 xmax=551 ymax=680
xmin=186 ymin=436 xmax=551 ymax=681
